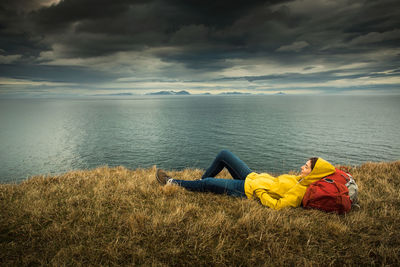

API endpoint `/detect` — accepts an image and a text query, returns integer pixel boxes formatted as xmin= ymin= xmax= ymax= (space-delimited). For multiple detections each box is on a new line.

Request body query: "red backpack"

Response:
xmin=302 ymin=169 xmax=358 ymax=214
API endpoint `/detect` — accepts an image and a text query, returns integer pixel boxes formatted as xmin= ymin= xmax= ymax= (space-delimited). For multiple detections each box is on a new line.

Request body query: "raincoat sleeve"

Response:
xmin=253 ymin=186 xmax=304 ymax=210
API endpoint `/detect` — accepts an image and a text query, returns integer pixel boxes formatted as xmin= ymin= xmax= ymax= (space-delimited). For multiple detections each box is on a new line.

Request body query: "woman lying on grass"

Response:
xmin=156 ymin=149 xmax=336 ymax=210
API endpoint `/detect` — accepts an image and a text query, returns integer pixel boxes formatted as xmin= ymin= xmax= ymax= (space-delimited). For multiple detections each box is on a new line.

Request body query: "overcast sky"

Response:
xmin=0 ymin=0 xmax=399 ymax=97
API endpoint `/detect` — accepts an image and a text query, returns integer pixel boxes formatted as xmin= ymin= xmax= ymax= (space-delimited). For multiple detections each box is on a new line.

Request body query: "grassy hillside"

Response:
xmin=1 ymin=161 xmax=399 ymax=266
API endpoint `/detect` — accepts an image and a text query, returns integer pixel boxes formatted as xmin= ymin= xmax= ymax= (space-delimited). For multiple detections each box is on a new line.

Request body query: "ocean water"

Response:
xmin=0 ymin=95 xmax=399 ymax=183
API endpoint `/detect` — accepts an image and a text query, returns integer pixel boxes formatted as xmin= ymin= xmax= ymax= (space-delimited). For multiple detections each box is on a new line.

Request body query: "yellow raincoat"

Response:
xmin=244 ymin=158 xmax=335 ymax=210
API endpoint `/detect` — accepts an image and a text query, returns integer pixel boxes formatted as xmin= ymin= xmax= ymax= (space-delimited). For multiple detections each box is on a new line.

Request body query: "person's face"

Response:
xmin=300 ymin=160 xmax=312 ymax=177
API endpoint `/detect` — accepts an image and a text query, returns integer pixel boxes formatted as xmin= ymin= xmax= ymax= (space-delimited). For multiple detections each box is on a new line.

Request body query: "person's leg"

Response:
xmin=171 ymin=178 xmax=247 ymax=198
xmin=202 ymin=149 xmax=253 ymax=180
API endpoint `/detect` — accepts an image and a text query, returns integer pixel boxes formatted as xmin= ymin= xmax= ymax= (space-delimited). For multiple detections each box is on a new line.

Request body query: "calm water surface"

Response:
xmin=1 ymin=95 xmax=399 ymax=183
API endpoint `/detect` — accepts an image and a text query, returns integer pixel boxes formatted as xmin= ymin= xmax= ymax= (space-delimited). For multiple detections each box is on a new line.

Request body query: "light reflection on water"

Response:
xmin=0 ymin=95 xmax=399 ymax=183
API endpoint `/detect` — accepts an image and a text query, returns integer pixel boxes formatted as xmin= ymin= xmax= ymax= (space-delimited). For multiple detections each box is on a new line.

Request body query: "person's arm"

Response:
xmin=253 ymin=186 xmax=304 ymax=210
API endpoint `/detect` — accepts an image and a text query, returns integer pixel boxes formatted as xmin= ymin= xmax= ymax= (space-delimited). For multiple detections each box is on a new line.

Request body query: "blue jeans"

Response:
xmin=172 ymin=150 xmax=253 ymax=198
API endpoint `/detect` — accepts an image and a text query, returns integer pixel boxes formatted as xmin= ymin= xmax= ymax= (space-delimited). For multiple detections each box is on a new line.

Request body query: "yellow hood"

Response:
xmin=300 ymin=158 xmax=336 ymax=186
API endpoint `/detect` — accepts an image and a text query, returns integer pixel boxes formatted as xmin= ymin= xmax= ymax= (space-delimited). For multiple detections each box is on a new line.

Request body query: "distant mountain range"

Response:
xmin=145 ymin=91 xmax=276 ymax=96
xmin=146 ymin=90 xmax=190 ymax=95
xmin=92 ymin=91 xmax=287 ymax=97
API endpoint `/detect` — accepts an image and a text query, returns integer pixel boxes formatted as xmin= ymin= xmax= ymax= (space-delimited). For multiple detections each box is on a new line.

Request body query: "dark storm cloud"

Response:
xmin=2 ymin=0 xmax=297 ymax=57
xmin=3 ymin=0 xmax=398 ymax=57
xmin=30 ymin=0 xmax=283 ymax=32
xmin=0 ymin=0 xmax=399 ymax=94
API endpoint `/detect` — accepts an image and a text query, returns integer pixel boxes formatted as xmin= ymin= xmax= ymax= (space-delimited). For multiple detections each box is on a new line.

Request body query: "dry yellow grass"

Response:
xmin=1 ymin=161 xmax=400 ymax=266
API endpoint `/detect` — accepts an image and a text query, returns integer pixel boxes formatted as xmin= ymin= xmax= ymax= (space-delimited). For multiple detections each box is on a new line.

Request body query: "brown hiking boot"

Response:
xmin=156 ymin=169 xmax=172 ymax=185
